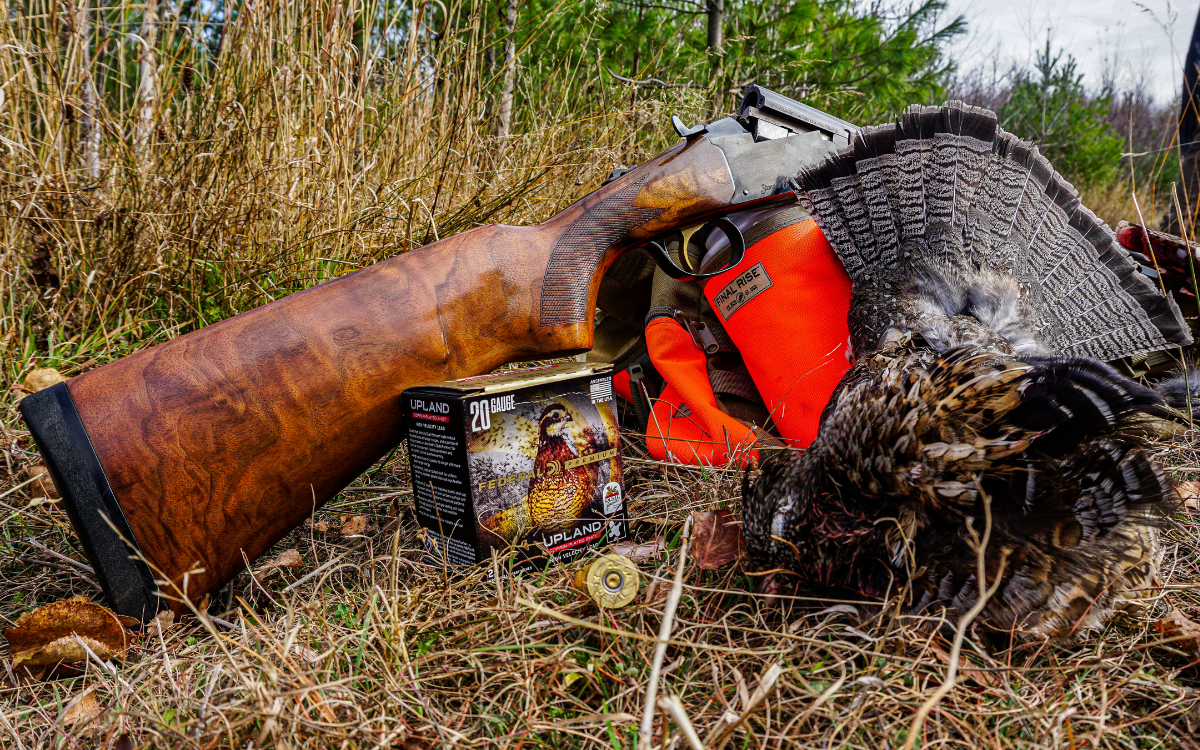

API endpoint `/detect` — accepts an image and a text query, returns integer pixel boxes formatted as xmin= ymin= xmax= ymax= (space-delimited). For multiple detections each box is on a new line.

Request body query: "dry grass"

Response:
xmin=1081 ymin=171 xmax=1178 ymax=233
xmin=0 ymin=425 xmax=1199 ymax=748
xmin=0 ymin=0 xmax=698 ymax=388
xmin=4 ymin=1 xmax=1200 ymax=748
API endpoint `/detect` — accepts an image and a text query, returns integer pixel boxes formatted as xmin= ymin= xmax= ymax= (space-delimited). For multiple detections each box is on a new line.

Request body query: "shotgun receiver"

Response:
xmin=20 ymin=86 xmax=857 ymax=620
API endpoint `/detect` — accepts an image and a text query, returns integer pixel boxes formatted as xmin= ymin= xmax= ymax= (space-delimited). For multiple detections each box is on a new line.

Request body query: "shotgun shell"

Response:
xmin=574 ymin=553 xmax=640 ymax=609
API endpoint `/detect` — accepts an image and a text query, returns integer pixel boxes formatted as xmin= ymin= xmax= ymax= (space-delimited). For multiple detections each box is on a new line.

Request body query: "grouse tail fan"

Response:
xmin=797 ymin=102 xmax=1192 ymax=361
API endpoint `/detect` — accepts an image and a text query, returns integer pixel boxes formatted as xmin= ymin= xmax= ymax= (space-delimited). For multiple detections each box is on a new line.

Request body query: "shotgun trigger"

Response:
xmin=642 ymin=216 xmax=747 ymax=282
xmin=677 ymin=222 xmax=705 ymax=274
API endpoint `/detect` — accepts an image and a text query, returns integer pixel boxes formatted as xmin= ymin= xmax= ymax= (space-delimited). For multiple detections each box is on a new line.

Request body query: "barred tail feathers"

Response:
xmin=797 ymin=102 xmax=1192 ymax=362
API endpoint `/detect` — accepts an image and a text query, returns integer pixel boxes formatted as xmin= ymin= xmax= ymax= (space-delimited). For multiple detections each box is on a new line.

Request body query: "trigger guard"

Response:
xmin=643 ymin=217 xmax=747 ymax=282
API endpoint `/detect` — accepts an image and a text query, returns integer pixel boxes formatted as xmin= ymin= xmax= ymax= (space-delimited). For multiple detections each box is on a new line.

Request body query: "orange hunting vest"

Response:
xmin=607 ymin=205 xmax=853 ymax=466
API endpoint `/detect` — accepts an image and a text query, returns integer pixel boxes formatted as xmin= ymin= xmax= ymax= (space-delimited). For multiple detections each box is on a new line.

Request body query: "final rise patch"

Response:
xmin=402 ymin=362 xmax=627 ymax=575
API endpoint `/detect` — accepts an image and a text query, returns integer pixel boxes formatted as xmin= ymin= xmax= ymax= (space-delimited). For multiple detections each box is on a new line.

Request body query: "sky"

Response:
xmin=943 ymin=0 xmax=1199 ymax=103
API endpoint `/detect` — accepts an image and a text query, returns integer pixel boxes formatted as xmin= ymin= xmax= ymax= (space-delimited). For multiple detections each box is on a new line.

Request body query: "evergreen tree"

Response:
xmin=488 ymin=0 xmax=964 ymax=124
xmin=998 ymin=37 xmax=1124 ymax=188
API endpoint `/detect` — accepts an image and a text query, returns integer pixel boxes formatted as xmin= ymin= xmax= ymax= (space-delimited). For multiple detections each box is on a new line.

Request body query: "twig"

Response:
xmin=902 ymin=491 xmax=1005 ymax=750
xmin=707 ymin=663 xmax=783 ymax=749
xmin=193 ymin=662 xmax=224 ymax=739
xmin=25 ymin=539 xmax=95 ymax=575
xmin=1131 ymin=190 xmax=1170 ymax=298
xmin=658 ymin=694 xmax=705 ymax=750
xmin=0 ymin=696 xmax=26 ymax=750
xmin=637 ymin=514 xmax=693 ymax=750
xmin=281 ymin=556 xmax=344 ymax=592
xmin=1171 ymin=181 xmax=1198 ymax=428
xmin=0 ymin=475 xmax=39 ymax=501
xmin=606 ymin=67 xmax=703 ymax=90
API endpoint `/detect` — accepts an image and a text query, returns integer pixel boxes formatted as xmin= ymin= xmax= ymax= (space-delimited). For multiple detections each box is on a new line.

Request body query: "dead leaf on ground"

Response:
xmin=690 ymin=510 xmax=745 ymax=570
xmin=271 ymin=549 xmax=303 ymax=568
xmin=929 ymin=642 xmax=1003 ymax=691
xmin=1157 ymin=608 xmax=1200 ymax=656
xmin=341 ymin=515 xmax=368 ymax=537
xmin=305 ymin=518 xmax=330 ymax=533
xmin=23 ymin=367 xmax=68 ymax=393
xmin=5 ymin=595 xmax=135 ymax=669
xmin=115 ymin=614 xmax=140 ymax=629
xmin=290 ymin=643 xmax=321 ymax=663
xmin=612 ymin=536 xmax=666 ymax=563
xmin=60 ymin=687 xmax=102 ymax=726
xmin=151 ymin=610 xmax=176 ymax=636
xmin=25 ymin=464 xmax=59 ymax=499
xmin=1176 ymin=481 xmax=1200 ymax=513
xmin=757 ymin=572 xmax=791 ymax=608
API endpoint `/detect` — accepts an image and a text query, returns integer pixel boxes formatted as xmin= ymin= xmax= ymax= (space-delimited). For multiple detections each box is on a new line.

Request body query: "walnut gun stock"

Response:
xmin=20 ymin=87 xmax=854 ymax=620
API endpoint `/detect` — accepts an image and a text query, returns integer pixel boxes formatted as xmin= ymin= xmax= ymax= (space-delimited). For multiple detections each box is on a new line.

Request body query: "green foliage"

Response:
xmin=490 ymin=0 xmax=964 ymax=124
xmin=997 ymin=37 xmax=1125 ymax=188
xmin=721 ymin=0 xmax=964 ymax=120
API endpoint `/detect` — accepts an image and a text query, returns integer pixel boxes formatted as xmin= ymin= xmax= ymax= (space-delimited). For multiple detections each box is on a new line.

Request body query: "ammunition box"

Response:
xmin=402 ymin=362 xmax=627 ymax=574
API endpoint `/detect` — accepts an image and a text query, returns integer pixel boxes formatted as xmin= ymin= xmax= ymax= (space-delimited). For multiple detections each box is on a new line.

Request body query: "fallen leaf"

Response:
xmin=757 ymin=572 xmax=791 ymax=608
xmin=25 ymin=464 xmax=59 ymax=499
xmin=341 ymin=515 xmax=368 ymax=537
xmin=305 ymin=518 xmax=330 ymax=533
xmin=60 ymin=687 xmax=101 ymax=726
xmin=150 ymin=610 xmax=175 ymax=636
xmin=24 ymin=367 xmax=68 ymax=393
xmin=1157 ymin=608 xmax=1200 ymax=656
xmin=690 ymin=510 xmax=745 ymax=570
xmin=271 ymin=548 xmax=303 ymax=568
xmin=1177 ymin=481 xmax=1200 ymax=513
xmin=612 ymin=535 xmax=666 ymax=563
xmin=290 ymin=643 xmax=321 ymax=663
xmin=929 ymin=642 xmax=1003 ymax=691
xmin=642 ymin=577 xmax=668 ymax=606
xmin=5 ymin=595 xmax=135 ymax=669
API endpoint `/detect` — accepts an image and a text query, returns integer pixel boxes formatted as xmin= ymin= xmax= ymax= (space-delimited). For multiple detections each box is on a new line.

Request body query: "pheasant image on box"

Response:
xmin=743 ymin=102 xmax=1191 ymax=635
xmin=403 ymin=363 xmax=626 ymax=574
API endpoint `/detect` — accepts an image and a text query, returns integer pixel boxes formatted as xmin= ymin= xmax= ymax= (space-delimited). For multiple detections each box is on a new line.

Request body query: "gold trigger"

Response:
xmin=676 ymin=222 xmax=706 ymax=274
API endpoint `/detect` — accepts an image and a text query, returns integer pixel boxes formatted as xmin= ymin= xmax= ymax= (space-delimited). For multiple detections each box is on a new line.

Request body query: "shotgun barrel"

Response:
xmin=20 ymin=88 xmax=849 ymax=620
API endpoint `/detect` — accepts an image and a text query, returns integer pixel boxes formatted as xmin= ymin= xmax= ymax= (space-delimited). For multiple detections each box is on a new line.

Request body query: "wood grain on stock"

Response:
xmin=66 ymin=137 xmax=735 ymax=609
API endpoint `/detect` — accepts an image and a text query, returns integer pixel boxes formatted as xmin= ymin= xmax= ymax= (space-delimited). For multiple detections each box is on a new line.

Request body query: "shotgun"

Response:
xmin=20 ymin=86 xmax=857 ymax=620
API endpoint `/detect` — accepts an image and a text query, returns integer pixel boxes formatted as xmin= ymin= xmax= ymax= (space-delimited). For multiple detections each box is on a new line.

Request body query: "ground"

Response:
xmin=0 ymin=410 xmax=1198 ymax=749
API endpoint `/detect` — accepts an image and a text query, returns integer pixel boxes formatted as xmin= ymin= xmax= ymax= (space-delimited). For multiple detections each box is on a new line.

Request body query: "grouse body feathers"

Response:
xmin=744 ymin=102 xmax=1189 ymax=635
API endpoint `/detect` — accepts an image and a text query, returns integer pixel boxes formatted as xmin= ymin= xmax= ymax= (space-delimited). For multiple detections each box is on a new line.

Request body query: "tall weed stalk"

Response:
xmin=0 ymin=0 xmax=695 ymax=387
